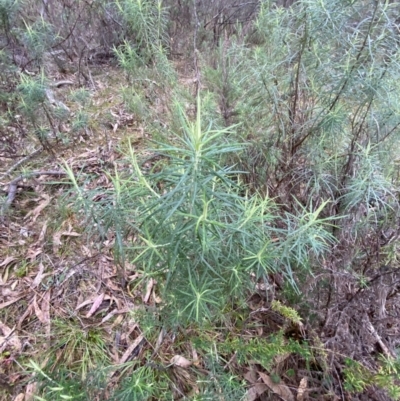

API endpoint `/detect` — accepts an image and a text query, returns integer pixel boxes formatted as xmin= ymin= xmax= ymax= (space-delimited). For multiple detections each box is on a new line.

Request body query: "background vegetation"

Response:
xmin=1 ymin=0 xmax=400 ymax=400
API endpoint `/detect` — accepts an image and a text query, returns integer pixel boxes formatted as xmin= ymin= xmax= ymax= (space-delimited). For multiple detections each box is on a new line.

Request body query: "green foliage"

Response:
xmin=111 ymin=364 xmax=171 ymax=401
xmin=121 ymin=97 xmax=253 ymax=324
xmin=115 ymin=40 xmax=176 ymax=85
xmin=344 ymin=357 xmax=400 ymax=400
xmin=0 ymin=0 xmax=19 ymax=31
xmin=14 ymin=260 xmax=29 ymax=277
xmin=195 ymin=332 xmax=313 ymax=371
xmin=66 ymin=95 xmax=337 ymax=326
xmin=113 ymin=0 xmax=170 ymax=76
xmin=46 ymin=320 xmax=110 ymax=381
xmin=71 ymin=109 xmax=89 ymax=134
xmin=271 ymin=300 xmax=302 ymax=325
xmin=17 ymin=73 xmax=47 ymax=116
xmin=203 ymin=38 xmax=243 ymax=126
xmin=121 ymin=86 xmax=151 ymax=122
xmin=16 ymin=72 xmax=71 ymax=147
xmin=27 ymin=360 xmax=88 ymax=401
xmin=114 ymin=40 xmax=146 ymax=76
xmin=228 ymin=0 xmax=400 ymax=211
xmin=69 ymin=89 xmax=91 ymax=107
xmin=115 ymin=0 xmax=168 ymax=50
xmin=9 ymin=1 xmax=400 ymax=399
xmin=22 ymin=17 xmax=57 ymax=61
xmin=191 ymin=363 xmax=246 ymax=401
xmin=112 ymin=0 xmax=177 ymax=87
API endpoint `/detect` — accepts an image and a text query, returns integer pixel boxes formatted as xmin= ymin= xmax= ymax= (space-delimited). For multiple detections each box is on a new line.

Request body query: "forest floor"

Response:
xmin=0 ymin=63 xmax=288 ymax=401
xmin=0 ymin=58 xmax=397 ymax=401
xmin=0 ymin=64 xmax=173 ymax=399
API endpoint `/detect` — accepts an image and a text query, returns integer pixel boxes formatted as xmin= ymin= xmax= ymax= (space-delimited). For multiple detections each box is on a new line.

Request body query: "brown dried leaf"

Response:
xmin=116 ymin=296 xmax=124 ymax=310
xmin=33 ymin=295 xmax=46 ymax=324
xmin=37 ymin=220 xmax=48 ymax=244
xmin=153 ymin=328 xmax=165 ymax=354
xmin=41 ymin=290 xmax=51 ymax=337
xmin=153 ymin=292 xmax=162 ymax=303
xmin=191 ymin=346 xmax=199 ymax=366
xmin=0 ymin=321 xmax=14 ymax=337
xmin=170 ymin=355 xmax=192 ymax=368
xmin=82 ymin=245 xmax=92 ymax=257
xmin=61 ymin=231 xmax=81 ymax=237
xmin=102 ymin=307 xmax=130 ymax=324
xmin=0 ymin=321 xmax=21 ymax=353
xmin=52 ymin=231 xmax=62 ymax=253
xmin=86 ymin=293 xmax=105 ymax=318
xmin=246 ymin=383 xmax=268 ymax=401
xmin=118 ymin=334 xmax=144 ymax=365
xmin=27 ymin=247 xmax=42 ymax=261
xmin=101 ymin=310 xmax=117 ymax=324
xmin=25 ymin=382 xmax=37 ymax=401
xmin=17 ymin=303 xmax=34 ymax=330
xmin=0 ymin=256 xmax=16 ymax=267
xmin=297 ymin=377 xmax=308 ymax=401
xmin=0 ymin=334 xmax=22 ymax=354
xmin=25 ymin=194 xmax=51 ymax=223
xmin=274 ymin=352 xmax=291 ymax=366
xmin=244 ymin=368 xmax=258 ymax=384
xmin=104 ymin=278 xmax=122 ymax=292
xmin=143 ymin=278 xmax=154 ymax=303
xmin=0 ymin=295 xmax=26 ymax=309
xmin=0 ymin=265 xmax=10 ymax=285
xmin=258 ymin=371 xmax=294 ymax=401
xmin=14 ymin=394 xmax=25 ymax=401
xmin=32 ymin=262 xmax=45 ymax=287
xmin=76 ymin=298 xmax=93 ymax=310
xmin=76 ymin=294 xmax=111 ymax=311
xmin=19 ymin=226 xmax=30 ymax=238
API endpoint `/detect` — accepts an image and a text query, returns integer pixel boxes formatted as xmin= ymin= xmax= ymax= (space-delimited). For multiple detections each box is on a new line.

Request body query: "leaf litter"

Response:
xmin=0 ymin=62 xmax=375 ymax=401
xmin=0 ymin=66 xmax=153 ymax=399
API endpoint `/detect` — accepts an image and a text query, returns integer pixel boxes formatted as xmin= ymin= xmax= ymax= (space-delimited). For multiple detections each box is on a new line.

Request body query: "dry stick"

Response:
xmin=1 ymin=147 xmax=44 ymax=178
xmin=364 ymin=312 xmax=396 ymax=359
xmin=1 ymin=170 xmax=67 ymax=214
xmin=50 ymin=80 xmax=74 ymax=88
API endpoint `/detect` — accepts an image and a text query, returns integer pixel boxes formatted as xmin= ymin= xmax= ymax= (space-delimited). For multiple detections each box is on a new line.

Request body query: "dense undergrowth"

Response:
xmin=1 ymin=0 xmax=400 ymax=400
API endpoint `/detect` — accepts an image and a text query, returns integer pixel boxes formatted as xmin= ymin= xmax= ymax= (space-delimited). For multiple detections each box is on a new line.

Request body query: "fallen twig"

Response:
xmin=1 ymin=170 xmax=67 ymax=215
xmin=50 ymin=80 xmax=74 ymax=88
xmin=364 ymin=313 xmax=395 ymax=359
xmin=1 ymin=147 xmax=44 ymax=178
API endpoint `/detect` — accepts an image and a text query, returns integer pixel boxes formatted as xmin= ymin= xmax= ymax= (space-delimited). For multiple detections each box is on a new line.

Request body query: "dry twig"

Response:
xmin=1 ymin=170 xmax=67 ymax=215
xmin=1 ymin=147 xmax=44 ymax=178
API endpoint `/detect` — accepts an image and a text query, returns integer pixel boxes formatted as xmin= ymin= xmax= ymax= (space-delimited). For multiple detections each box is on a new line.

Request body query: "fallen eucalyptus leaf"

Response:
xmin=170 ymin=355 xmax=192 ymax=368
